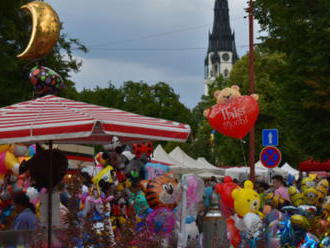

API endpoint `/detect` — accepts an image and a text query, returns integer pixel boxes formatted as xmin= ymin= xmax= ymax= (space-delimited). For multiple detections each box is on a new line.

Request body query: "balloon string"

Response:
xmin=240 ymin=140 xmax=248 ymax=167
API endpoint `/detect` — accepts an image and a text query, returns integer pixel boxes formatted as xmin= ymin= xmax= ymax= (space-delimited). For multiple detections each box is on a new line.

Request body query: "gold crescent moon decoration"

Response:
xmin=17 ymin=1 xmax=60 ymax=60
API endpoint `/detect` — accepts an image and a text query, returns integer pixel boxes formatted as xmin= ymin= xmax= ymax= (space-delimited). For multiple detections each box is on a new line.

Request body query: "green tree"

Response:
xmin=254 ymin=0 xmax=330 ymax=160
xmin=119 ymin=81 xmax=195 ymax=130
xmin=186 ymin=49 xmax=306 ymax=167
xmin=230 ymin=49 xmax=305 ymax=165
xmin=0 ymin=0 xmax=86 ymax=106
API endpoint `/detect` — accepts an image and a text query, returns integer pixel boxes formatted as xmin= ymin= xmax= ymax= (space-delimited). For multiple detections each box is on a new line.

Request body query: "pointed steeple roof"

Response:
xmin=207 ymin=0 xmax=237 ymax=54
xmin=215 ymin=0 xmax=229 ymax=12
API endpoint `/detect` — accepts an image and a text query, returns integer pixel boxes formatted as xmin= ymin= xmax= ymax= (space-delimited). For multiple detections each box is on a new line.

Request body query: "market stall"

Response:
xmin=0 ymin=95 xmax=191 ymax=246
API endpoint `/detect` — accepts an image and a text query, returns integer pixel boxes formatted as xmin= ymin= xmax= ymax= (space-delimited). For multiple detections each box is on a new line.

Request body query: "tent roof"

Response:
xmin=281 ymin=163 xmax=299 ymax=179
xmin=169 ymin=146 xmax=224 ymax=176
xmin=152 ymin=145 xmax=183 ymax=166
xmin=169 ymin=147 xmax=204 ymax=169
xmin=299 ymin=159 xmax=330 ymax=171
xmin=197 ymin=157 xmax=215 ymax=168
xmin=0 ymin=95 xmax=191 ymax=144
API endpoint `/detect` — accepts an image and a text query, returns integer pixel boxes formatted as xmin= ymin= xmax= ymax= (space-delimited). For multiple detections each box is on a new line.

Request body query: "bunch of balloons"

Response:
xmin=29 ymin=65 xmax=64 ymax=96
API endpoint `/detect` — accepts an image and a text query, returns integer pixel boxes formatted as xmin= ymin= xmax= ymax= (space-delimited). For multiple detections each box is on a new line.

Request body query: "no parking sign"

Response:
xmin=260 ymin=146 xmax=282 ymax=169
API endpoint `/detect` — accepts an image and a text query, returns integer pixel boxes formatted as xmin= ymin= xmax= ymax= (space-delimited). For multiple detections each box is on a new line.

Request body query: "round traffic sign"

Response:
xmin=260 ymin=146 xmax=282 ymax=168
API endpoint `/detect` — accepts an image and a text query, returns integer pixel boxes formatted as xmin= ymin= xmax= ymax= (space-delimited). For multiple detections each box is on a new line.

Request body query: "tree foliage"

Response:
xmin=254 ymin=0 xmax=330 ymax=160
xmin=78 ymin=81 xmax=195 ymax=132
xmin=0 ymin=0 xmax=86 ymax=106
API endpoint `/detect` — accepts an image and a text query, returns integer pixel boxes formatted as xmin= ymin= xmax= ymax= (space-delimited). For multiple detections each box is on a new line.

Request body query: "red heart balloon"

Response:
xmin=206 ymin=96 xmax=259 ymax=139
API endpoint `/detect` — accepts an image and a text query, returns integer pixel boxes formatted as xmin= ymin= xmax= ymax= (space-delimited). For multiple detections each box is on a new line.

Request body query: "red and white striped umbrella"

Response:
xmin=0 ymin=95 xmax=191 ymax=144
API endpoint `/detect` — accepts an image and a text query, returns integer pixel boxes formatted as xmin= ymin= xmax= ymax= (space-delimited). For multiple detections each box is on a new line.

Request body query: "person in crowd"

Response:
xmin=57 ymin=183 xmax=70 ymax=208
xmin=272 ymin=175 xmax=290 ymax=202
xmin=12 ymin=192 xmax=37 ymax=230
xmin=203 ymin=181 xmax=213 ymax=210
xmin=257 ymin=182 xmax=270 ymax=209
xmin=196 ymin=201 xmax=206 ymax=247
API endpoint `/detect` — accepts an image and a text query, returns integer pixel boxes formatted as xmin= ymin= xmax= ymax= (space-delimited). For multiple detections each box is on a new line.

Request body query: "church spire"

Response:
xmin=204 ymin=0 xmax=239 ymax=95
xmin=208 ymin=0 xmax=234 ymax=53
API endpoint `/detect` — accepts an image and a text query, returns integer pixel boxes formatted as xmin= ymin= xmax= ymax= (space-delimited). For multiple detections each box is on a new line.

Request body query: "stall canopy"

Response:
xmin=0 ymin=95 xmax=191 ymax=144
xmin=281 ymin=163 xmax=299 ymax=180
xmin=169 ymin=146 xmax=224 ymax=176
xmin=299 ymin=159 xmax=330 ymax=172
xmin=0 ymin=95 xmax=191 ymax=246
xmin=224 ymin=161 xmax=288 ymax=183
xmin=151 ymin=144 xmax=179 ymax=166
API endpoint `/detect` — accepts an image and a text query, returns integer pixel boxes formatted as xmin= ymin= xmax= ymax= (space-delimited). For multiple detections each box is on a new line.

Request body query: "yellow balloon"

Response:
xmin=291 ymin=214 xmax=310 ymax=230
xmin=4 ymin=151 xmax=20 ymax=175
xmin=17 ymin=1 xmax=60 ymax=60
xmin=232 ymin=180 xmax=261 ymax=217
xmin=0 ymin=145 xmax=11 ymax=153
xmin=92 ymin=166 xmax=114 ymax=187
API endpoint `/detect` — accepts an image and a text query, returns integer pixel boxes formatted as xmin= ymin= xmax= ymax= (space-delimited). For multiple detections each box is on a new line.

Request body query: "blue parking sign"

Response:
xmin=262 ymin=129 xmax=279 ymax=147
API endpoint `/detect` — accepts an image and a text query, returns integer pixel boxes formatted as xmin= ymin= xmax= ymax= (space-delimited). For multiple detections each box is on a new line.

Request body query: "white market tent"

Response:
xmin=169 ymin=146 xmax=225 ymax=176
xmin=152 ymin=144 xmax=182 ymax=165
xmin=224 ymin=161 xmax=288 ymax=183
xmin=152 ymin=145 xmax=225 ymax=177
xmin=281 ymin=163 xmax=299 ymax=180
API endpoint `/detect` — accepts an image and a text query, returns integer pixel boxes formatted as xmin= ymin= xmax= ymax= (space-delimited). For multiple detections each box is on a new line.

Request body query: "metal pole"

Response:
xmin=248 ymin=0 xmax=256 ymax=182
xmin=48 ymin=141 xmax=53 ymax=248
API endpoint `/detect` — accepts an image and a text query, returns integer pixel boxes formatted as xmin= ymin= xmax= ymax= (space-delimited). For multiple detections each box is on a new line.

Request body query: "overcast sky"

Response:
xmin=47 ymin=0 xmax=261 ymax=109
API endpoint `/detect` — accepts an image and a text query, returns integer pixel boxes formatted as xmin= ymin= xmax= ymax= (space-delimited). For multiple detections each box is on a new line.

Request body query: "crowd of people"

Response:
xmin=0 ymin=143 xmax=329 ymax=247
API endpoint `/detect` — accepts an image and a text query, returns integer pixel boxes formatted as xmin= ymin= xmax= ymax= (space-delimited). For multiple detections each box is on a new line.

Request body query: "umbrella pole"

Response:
xmin=48 ymin=141 xmax=53 ymax=248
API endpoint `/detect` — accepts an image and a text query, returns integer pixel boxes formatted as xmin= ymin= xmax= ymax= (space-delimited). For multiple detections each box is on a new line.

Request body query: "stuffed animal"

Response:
xmin=265 ymin=192 xmax=287 ymax=209
xmin=288 ymin=186 xmax=304 ymax=207
xmin=125 ymin=158 xmax=146 ymax=186
xmin=316 ymin=179 xmax=329 ymax=205
xmin=303 ymin=187 xmax=319 ymax=206
xmin=232 ymin=180 xmax=262 ymax=218
xmin=203 ymin=85 xmax=258 ymax=117
xmin=301 ymin=174 xmax=317 ymax=192
xmin=185 ymin=221 xmax=200 ymax=247
xmin=140 ymin=173 xmax=180 ymax=210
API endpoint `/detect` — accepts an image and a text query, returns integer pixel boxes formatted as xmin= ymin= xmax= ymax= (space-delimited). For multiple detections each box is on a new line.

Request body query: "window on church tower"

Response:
xmin=224 ymin=69 xmax=229 ymax=78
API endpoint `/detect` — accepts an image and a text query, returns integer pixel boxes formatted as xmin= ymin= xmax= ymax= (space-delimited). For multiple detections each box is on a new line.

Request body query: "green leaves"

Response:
xmin=254 ymin=0 xmax=330 ymax=161
xmin=0 ymin=0 xmax=86 ymax=107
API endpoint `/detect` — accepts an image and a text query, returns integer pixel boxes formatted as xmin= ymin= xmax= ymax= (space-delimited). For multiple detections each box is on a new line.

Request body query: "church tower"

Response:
xmin=204 ymin=0 xmax=238 ymax=95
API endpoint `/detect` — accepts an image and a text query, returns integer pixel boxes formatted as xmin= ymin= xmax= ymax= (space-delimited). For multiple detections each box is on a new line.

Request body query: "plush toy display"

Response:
xmin=203 ymin=85 xmax=259 ymax=139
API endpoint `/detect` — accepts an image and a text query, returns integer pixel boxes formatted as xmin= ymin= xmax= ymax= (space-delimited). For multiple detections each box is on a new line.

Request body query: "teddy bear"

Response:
xmin=231 ymin=180 xmax=262 ymax=218
xmin=203 ymin=85 xmax=259 ymax=118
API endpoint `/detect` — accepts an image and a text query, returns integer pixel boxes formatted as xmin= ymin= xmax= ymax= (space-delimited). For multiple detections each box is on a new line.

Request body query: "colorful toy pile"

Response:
xmin=215 ymin=175 xmax=330 ymax=248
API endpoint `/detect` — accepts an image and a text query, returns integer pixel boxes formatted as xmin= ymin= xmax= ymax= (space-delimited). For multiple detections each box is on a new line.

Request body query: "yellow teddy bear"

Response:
xmin=232 ymin=180 xmax=263 ymax=218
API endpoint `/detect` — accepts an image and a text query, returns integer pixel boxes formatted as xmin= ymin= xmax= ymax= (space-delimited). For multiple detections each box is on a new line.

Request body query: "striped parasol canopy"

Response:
xmin=0 ymin=95 xmax=191 ymax=144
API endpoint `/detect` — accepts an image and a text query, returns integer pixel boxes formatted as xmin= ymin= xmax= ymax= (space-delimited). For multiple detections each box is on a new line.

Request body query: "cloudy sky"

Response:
xmin=47 ymin=0 xmax=261 ymax=109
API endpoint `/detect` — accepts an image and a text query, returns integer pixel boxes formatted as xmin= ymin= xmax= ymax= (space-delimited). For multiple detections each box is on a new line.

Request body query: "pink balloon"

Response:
xmin=146 ymin=207 xmax=176 ymax=236
xmin=186 ymin=175 xmax=204 ymax=207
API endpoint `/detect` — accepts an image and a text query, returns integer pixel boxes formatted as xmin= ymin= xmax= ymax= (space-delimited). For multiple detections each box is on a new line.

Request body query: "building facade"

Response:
xmin=204 ymin=0 xmax=238 ymax=95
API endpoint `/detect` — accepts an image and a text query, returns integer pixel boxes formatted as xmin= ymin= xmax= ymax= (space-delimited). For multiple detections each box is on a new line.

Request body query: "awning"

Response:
xmin=299 ymin=159 xmax=330 ymax=172
xmin=0 ymin=95 xmax=191 ymax=144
